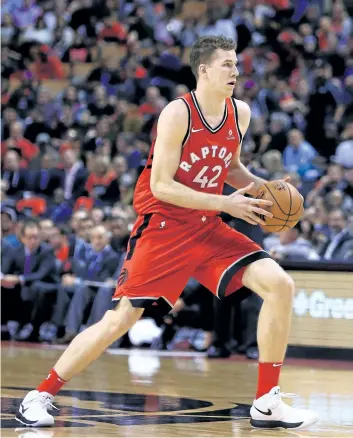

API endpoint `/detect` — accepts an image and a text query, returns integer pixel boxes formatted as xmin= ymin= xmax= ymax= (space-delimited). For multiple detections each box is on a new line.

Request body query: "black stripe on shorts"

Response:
xmin=218 ymin=250 xmax=271 ymax=299
xmin=111 ymin=297 xmax=172 ymax=316
xmin=126 ymin=213 xmax=153 ymax=261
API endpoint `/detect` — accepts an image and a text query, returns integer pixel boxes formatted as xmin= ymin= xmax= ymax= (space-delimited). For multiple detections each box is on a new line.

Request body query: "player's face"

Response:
xmin=203 ymin=49 xmax=239 ymax=96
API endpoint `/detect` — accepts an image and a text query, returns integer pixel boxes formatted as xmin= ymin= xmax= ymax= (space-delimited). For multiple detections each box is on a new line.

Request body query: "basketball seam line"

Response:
xmin=264 ymin=182 xmax=302 ymax=217
xmin=283 ymin=181 xmax=292 ymax=232
xmin=270 ymin=216 xmax=300 ymax=222
xmin=262 ymin=224 xmax=292 ymax=227
xmin=264 ymin=183 xmax=287 ymax=216
xmin=288 ymin=184 xmax=304 ymax=216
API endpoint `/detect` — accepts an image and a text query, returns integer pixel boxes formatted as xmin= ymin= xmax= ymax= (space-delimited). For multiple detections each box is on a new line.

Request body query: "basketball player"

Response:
xmin=16 ymin=36 xmax=319 ymax=429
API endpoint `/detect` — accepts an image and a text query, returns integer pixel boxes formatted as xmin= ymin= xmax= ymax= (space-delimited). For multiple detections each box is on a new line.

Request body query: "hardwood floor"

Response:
xmin=1 ymin=343 xmax=353 ymax=437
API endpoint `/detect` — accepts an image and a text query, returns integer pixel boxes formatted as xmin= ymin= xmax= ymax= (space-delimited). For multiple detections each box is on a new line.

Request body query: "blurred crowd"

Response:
xmin=1 ymin=0 xmax=353 ymax=353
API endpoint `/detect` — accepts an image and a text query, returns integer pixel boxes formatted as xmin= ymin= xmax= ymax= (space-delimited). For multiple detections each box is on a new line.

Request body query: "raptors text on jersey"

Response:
xmin=133 ymin=91 xmax=243 ymax=221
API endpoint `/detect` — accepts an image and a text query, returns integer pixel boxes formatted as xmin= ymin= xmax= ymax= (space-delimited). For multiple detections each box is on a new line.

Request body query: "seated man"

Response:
xmin=1 ymin=220 xmax=58 ymax=341
xmin=52 ymin=225 xmax=119 ymax=344
xmin=264 ymin=223 xmax=320 ymax=261
xmin=85 ymin=253 xmax=126 ymax=329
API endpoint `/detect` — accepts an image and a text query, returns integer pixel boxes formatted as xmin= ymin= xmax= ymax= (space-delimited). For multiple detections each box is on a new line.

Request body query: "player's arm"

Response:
xmin=150 ymin=100 xmax=273 ymax=225
xmin=150 ymin=99 xmax=227 ymax=211
xmin=225 ymin=100 xmax=267 ymax=197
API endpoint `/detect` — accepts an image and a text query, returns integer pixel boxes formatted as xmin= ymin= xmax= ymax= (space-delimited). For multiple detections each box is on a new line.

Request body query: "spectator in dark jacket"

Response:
xmin=1 ymin=220 xmax=58 ymax=341
xmin=1 ymin=150 xmax=30 ymax=198
xmin=60 ymin=149 xmax=88 ymax=201
xmin=320 ymin=210 xmax=353 ymax=260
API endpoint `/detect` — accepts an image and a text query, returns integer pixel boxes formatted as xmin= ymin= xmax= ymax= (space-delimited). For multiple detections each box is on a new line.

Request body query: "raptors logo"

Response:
xmin=118 ymin=268 xmax=129 ymax=286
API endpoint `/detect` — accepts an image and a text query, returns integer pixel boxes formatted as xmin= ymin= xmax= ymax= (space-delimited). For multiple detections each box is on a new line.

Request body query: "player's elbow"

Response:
xmin=151 ymin=178 xmax=172 ymax=200
xmin=150 ymin=179 xmax=165 ymax=200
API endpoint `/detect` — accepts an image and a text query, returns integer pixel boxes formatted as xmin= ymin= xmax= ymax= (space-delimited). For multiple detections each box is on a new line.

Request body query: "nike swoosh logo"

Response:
xmin=273 ymin=363 xmax=282 ymax=367
xmin=20 ymin=404 xmax=29 ymax=414
xmin=191 ymin=128 xmax=203 ymax=133
xmin=254 ymin=406 xmax=272 ymax=416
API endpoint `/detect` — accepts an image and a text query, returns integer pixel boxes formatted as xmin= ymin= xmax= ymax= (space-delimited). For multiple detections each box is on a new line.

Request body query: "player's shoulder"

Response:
xmin=160 ymin=98 xmax=189 ymax=121
xmin=232 ymin=98 xmax=251 ymax=118
xmin=157 ymin=98 xmax=189 ymax=131
xmin=232 ymin=98 xmax=251 ymax=129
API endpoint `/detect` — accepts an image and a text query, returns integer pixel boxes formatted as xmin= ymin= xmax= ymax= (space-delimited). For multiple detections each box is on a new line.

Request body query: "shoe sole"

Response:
xmin=250 ymin=417 xmax=319 ymax=430
xmin=15 ymin=414 xmax=54 ymax=427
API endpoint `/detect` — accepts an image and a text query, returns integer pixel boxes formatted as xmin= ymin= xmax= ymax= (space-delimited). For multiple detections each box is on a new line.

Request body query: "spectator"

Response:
xmin=109 ymin=214 xmax=130 ymax=253
xmin=1 ymin=122 xmax=39 ymax=167
xmin=332 ymin=121 xmax=353 ymax=169
xmin=1 ymin=107 xmax=19 ymax=141
xmin=87 ymin=86 xmax=115 ymax=118
xmin=91 ymin=207 xmax=105 ymax=225
xmin=98 ymin=15 xmax=127 ymax=43
xmin=0 ymin=179 xmax=16 ymax=210
xmin=326 ymin=189 xmax=353 ymax=214
xmin=1 ymin=150 xmax=30 ymax=197
xmin=52 ymin=225 xmax=119 ymax=344
xmin=12 ymin=0 xmax=42 ymax=29
xmin=75 ymin=215 xmax=94 ymax=245
xmin=39 ymin=219 xmax=54 ymax=243
xmin=30 ymin=153 xmax=62 ymax=197
xmin=61 ymin=149 xmax=87 ymax=201
xmin=1 ymin=220 xmax=57 ymax=342
xmin=306 ymin=163 xmax=345 ymax=205
xmin=138 ymin=86 xmax=161 ymax=116
xmin=6 ymin=75 xmax=39 ymax=119
xmin=84 ymin=155 xmax=117 ymax=203
xmin=84 ymin=260 xmax=125 ymax=329
xmin=320 ymin=210 xmax=353 ymax=260
xmin=283 ymin=129 xmax=318 ymax=180
xmin=1 ymin=207 xmax=20 ymax=248
xmin=305 ymin=59 xmax=339 ymax=159
xmin=264 ymin=224 xmax=320 ymax=261
xmin=46 ymin=188 xmax=73 ymax=224
xmin=20 ymin=16 xmax=54 ymax=45
xmin=31 ymin=44 xmax=65 ymax=80
xmin=49 ymin=225 xmax=73 ymax=275
xmin=1 ymin=14 xmax=16 ymax=45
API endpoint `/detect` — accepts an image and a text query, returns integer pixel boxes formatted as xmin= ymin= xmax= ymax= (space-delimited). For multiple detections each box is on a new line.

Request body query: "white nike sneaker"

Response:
xmin=15 ymin=391 xmax=57 ymax=427
xmin=250 ymin=386 xmax=319 ymax=429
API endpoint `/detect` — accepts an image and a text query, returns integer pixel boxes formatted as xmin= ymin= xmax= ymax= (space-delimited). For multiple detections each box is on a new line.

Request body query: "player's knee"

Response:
xmin=258 ymin=270 xmax=294 ymax=303
xmin=274 ymin=273 xmax=295 ymax=302
xmin=101 ymin=305 xmax=142 ymax=338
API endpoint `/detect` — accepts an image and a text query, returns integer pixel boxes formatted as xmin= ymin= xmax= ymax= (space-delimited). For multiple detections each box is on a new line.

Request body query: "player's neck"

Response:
xmin=193 ymin=86 xmax=226 ymax=117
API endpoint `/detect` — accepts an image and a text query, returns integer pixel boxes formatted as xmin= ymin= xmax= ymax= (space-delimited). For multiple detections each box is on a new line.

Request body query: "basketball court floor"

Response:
xmin=1 ymin=343 xmax=353 ymax=437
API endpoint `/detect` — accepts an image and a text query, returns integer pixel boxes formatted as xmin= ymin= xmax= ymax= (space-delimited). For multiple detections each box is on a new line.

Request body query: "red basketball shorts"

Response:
xmin=112 ymin=213 xmax=271 ymax=313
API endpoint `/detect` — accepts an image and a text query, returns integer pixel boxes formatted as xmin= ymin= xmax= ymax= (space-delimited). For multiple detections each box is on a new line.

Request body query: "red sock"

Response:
xmin=37 ymin=368 xmax=67 ymax=396
xmin=256 ymin=361 xmax=283 ymax=399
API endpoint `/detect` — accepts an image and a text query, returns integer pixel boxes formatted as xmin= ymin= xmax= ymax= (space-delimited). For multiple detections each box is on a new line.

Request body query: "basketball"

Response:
xmin=256 ymin=180 xmax=304 ymax=233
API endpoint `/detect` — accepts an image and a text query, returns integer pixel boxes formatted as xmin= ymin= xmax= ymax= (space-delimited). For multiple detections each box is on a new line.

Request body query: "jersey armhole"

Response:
xmin=176 ymin=97 xmax=191 ymax=147
xmin=231 ymin=98 xmax=243 ymax=144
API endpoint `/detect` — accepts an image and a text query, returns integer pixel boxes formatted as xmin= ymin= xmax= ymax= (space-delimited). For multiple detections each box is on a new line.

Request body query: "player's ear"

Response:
xmin=199 ymin=64 xmax=207 ymax=76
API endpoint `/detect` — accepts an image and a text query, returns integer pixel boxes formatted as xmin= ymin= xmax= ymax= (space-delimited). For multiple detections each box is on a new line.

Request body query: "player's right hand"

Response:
xmin=223 ymin=183 xmax=273 ymax=226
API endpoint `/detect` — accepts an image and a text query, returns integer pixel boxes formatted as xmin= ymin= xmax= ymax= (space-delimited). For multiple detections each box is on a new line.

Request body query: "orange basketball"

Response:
xmin=256 ymin=180 xmax=304 ymax=233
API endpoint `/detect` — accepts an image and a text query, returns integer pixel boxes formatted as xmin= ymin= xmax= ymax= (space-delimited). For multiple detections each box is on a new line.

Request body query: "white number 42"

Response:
xmin=193 ymin=165 xmax=222 ymax=188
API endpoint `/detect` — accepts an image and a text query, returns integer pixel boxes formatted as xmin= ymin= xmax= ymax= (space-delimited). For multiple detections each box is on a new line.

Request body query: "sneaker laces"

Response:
xmin=269 ymin=389 xmax=296 ymax=409
xmin=34 ymin=394 xmax=59 ymax=412
xmin=277 ymin=391 xmax=296 ymax=398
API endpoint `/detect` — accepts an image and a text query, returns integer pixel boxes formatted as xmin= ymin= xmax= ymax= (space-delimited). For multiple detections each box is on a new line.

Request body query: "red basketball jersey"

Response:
xmin=133 ymin=91 xmax=243 ymax=221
